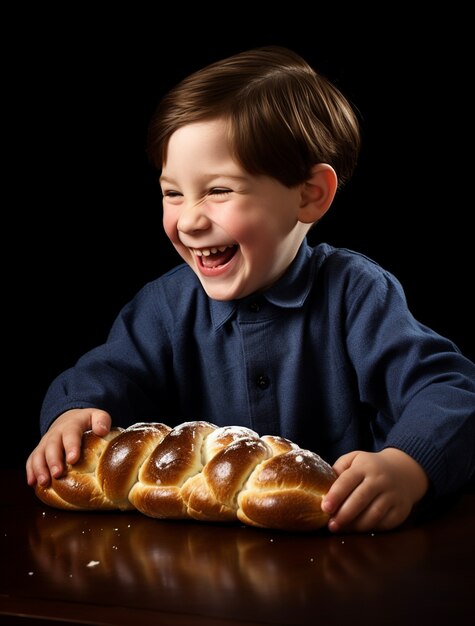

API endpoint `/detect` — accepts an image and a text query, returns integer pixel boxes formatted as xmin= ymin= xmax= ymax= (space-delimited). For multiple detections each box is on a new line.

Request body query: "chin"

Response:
xmin=197 ymin=277 xmax=244 ymax=301
xmin=200 ymin=286 xmax=237 ymax=301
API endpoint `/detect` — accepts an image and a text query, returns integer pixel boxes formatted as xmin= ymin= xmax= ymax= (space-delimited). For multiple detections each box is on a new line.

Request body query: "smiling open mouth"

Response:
xmin=193 ymin=245 xmax=238 ymax=269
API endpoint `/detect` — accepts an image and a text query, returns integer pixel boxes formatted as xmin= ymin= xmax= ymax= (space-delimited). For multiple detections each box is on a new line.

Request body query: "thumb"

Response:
xmin=90 ymin=410 xmax=112 ymax=436
xmin=331 ymin=450 xmax=360 ymax=476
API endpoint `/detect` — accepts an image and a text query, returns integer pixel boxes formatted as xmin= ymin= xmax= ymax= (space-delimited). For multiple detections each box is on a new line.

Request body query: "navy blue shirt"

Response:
xmin=40 ymin=242 xmax=475 ymax=497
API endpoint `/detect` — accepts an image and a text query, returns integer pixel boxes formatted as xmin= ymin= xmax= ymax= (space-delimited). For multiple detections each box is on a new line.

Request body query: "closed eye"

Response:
xmin=209 ymin=188 xmax=232 ymax=196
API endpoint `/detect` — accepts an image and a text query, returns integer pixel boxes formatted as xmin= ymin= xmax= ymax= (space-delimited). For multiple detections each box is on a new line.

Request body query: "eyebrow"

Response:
xmin=159 ymin=173 xmax=249 ymax=185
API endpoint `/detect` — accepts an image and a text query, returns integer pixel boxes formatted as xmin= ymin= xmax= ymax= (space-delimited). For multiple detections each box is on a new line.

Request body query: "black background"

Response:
xmin=5 ymin=10 xmax=473 ymax=471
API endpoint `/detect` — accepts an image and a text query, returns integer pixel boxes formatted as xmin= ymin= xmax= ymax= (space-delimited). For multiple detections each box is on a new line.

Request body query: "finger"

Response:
xmin=322 ymin=462 xmax=364 ymax=515
xmin=90 ymin=410 xmax=112 ymax=436
xmin=354 ymin=494 xmax=413 ymax=533
xmin=27 ymin=441 xmax=61 ymax=487
xmin=325 ymin=477 xmax=373 ymax=529
xmin=26 ymin=451 xmax=47 ymax=487
xmin=332 ymin=450 xmax=360 ymax=476
xmin=329 ymin=490 xmax=396 ymax=533
xmin=25 ymin=462 xmax=35 ymax=487
xmin=61 ymin=429 xmax=83 ymax=465
xmin=42 ymin=433 xmax=70 ymax=479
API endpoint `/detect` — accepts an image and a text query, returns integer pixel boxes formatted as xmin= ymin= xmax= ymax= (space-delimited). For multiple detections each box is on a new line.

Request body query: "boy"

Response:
xmin=27 ymin=46 xmax=475 ymax=533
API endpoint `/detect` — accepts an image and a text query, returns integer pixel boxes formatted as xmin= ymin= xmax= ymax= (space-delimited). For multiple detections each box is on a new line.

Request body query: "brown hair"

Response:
xmin=147 ymin=46 xmax=361 ymax=188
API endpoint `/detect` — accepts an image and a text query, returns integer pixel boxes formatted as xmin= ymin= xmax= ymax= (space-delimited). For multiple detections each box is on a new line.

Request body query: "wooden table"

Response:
xmin=1 ymin=469 xmax=474 ymax=625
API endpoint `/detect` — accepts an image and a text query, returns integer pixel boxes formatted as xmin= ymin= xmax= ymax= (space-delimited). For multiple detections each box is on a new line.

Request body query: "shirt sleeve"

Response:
xmin=338 ymin=251 xmax=475 ymax=497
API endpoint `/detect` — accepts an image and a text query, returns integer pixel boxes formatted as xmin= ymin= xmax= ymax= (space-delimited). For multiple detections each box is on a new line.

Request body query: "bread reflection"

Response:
xmin=29 ymin=507 xmax=429 ymax=607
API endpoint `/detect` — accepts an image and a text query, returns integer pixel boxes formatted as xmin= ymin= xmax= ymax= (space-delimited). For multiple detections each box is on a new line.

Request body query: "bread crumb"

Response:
xmin=86 ymin=560 xmax=100 ymax=568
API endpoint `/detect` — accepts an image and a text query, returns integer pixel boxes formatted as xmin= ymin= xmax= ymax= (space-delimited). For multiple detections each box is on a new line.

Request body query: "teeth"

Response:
xmin=192 ymin=244 xmax=235 ymax=257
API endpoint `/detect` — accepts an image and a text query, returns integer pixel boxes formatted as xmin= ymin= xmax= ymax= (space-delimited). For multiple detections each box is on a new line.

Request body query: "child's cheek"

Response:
xmin=162 ymin=210 xmax=180 ymax=246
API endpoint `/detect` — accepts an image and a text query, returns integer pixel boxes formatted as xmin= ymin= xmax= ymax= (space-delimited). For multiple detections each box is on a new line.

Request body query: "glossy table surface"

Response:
xmin=1 ymin=469 xmax=474 ymax=625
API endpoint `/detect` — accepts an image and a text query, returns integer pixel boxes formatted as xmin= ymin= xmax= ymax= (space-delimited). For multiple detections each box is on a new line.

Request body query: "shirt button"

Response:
xmin=256 ymin=375 xmax=270 ymax=389
xmin=249 ymin=301 xmax=261 ymax=312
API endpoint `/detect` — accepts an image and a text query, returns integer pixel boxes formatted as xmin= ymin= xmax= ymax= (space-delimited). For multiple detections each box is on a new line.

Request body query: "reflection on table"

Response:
xmin=1 ymin=469 xmax=474 ymax=625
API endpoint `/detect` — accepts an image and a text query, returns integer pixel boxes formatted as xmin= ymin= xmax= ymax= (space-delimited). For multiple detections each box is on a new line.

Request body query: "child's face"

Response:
xmin=160 ymin=119 xmax=309 ymax=300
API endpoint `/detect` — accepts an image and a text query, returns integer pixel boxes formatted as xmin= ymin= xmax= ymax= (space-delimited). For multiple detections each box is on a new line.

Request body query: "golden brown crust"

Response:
xmin=181 ymin=437 xmax=271 ymax=521
xmin=237 ymin=449 xmax=337 ymax=531
xmin=128 ymin=421 xmax=217 ymax=519
xmin=34 ymin=420 xmax=337 ymax=531
xmin=98 ymin=422 xmax=171 ymax=509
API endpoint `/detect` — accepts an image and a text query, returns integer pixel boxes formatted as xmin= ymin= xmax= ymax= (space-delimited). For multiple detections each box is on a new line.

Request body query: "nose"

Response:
xmin=176 ymin=199 xmax=211 ymax=234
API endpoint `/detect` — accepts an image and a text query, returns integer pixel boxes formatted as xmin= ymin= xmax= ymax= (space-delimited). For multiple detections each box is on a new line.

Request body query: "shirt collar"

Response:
xmin=209 ymin=240 xmax=315 ymax=329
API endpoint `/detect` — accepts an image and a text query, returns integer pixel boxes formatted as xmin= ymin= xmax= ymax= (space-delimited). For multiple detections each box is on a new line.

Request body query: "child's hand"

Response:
xmin=26 ymin=408 xmax=112 ymax=488
xmin=321 ymin=448 xmax=429 ymax=533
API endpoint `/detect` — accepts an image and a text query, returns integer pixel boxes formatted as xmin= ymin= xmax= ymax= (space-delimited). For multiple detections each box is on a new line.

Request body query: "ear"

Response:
xmin=298 ymin=164 xmax=338 ymax=224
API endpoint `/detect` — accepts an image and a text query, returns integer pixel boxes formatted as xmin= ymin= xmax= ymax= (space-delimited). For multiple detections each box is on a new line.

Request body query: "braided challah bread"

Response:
xmin=34 ymin=421 xmax=337 ymax=531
